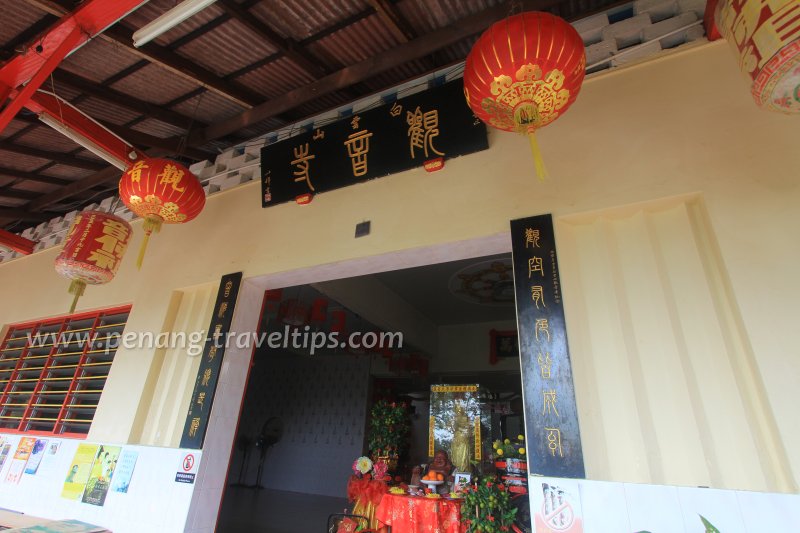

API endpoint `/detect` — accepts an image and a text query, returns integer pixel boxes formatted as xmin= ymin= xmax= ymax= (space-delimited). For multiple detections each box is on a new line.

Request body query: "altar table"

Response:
xmin=375 ymin=492 xmax=467 ymax=533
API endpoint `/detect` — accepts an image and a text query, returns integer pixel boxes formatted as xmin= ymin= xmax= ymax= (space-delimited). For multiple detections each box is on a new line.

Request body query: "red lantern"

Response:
xmin=464 ymin=11 xmax=586 ymax=177
xmin=55 ymin=211 xmax=132 ymax=313
xmin=714 ymin=0 xmax=800 ymax=113
xmin=118 ymin=158 xmax=205 ymax=267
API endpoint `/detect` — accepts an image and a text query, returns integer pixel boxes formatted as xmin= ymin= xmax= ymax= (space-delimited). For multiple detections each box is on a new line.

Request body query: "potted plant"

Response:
xmin=367 ymin=400 xmax=410 ymax=471
xmin=492 ymin=435 xmax=527 ymax=494
xmin=460 ymin=477 xmax=517 ymax=533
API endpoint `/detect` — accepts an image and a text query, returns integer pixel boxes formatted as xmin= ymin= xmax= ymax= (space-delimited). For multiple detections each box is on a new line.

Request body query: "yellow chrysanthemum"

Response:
xmin=517 ymin=434 xmax=525 ymax=441
xmin=519 ymin=448 xmax=526 ymax=455
xmin=504 ymin=438 xmax=510 ymax=445
xmin=496 ymin=448 xmax=504 ymax=456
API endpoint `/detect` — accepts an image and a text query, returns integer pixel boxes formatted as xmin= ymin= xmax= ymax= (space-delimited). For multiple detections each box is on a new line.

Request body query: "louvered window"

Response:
xmin=0 ymin=306 xmax=130 ymax=436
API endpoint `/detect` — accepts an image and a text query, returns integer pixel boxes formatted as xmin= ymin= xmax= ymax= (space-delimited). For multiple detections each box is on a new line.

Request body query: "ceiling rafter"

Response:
xmin=0 ymin=15 xmax=59 ymax=61
xmin=217 ymin=0 xmax=329 ymax=79
xmin=51 ymin=68 xmax=208 ymax=130
xmin=0 ymin=188 xmax=39 ymax=201
xmin=366 ymin=0 xmax=418 ymax=42
xmin=106 ymin=124 xmax=214 ymax=161
xmin=365 ymin=0 xmax=437 ymax=72
xmin=0 ymin=165 xmax=70 ymax=186
xmin=0 ymin=208 xmax=51 ymax=222
xmin=0 ymin=140 xmax=106 ymax=171
xmin=24 ymin=0 xmax=261 ymax=109
xmin=8 ymin=0 xmax=559 ymax=211
xmin=102 ymin=25 xmax=264 ymax=109
xmin=24 ymin=165 xmax=120 ymax=211
xmin=3 ymin=0 xmax=634 ymax=229
xmin=190 ymin=0 xmax=563 ymax=145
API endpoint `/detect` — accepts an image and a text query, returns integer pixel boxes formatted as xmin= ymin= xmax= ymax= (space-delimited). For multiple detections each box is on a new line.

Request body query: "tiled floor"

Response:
xmin=217 ymin=486 xmax=349 ymax=533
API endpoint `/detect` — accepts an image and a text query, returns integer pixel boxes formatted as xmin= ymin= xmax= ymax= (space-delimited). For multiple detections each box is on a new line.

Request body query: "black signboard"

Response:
xmin=510 ymin=214 xmax=585 ymax=478
xmin=261 ymin=79 xmax=488 ymax=206
xmin=179 ymin=272 xmax=242 ymax=449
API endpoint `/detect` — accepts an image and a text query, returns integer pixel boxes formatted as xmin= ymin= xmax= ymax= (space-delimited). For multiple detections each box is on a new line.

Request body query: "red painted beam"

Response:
xmin=26 ymin=91 xmax=142 ymax=169
xmin=0 ymin=0 xmax=147 ymax=90
xmin=0 ymin=25 xmax=83 ymax=133
xmin=0 ymin=229 xmax=36 ymax=255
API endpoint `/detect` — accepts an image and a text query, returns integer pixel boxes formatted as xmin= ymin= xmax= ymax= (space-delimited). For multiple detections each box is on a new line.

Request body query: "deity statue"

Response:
xmin=450 ymin=402 xmax=472 ymax=472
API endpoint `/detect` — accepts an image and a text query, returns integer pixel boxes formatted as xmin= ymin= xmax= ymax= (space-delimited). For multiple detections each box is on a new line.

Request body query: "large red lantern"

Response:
xmin=118 ymin=157 xmax=205 ymax=267
xmin=464 ymin=11 xmax=586 ymax=177
xmin=55 ymin=211 xmax=132 ymax=313
xmin=714 ymin=0 xmax=800 ymax=113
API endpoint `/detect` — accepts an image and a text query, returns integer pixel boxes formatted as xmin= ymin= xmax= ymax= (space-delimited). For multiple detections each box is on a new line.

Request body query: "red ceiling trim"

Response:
xmin=0 ymin=0 xmax=148 ymax=137
xmin=0 ymin=229 xmax=36 ymax=255
xmin=0 ymin=25 xmax=83 ymax=133
xmin=26 ymin=91 xmax=141 ymax=169
xmin=0 ymin=0 xmax=147 ymax=89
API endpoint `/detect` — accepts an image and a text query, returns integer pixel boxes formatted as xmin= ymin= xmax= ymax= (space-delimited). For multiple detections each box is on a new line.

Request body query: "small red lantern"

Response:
xmin=118 ymin=158 xmax=205 ymax=267
xmin=55 ymin=211 xmax=132 ymax=313
xmin=714 ymin=0 xmax=800 ymax=113
xmin=464 ymin=11 xmax=586 ymax=177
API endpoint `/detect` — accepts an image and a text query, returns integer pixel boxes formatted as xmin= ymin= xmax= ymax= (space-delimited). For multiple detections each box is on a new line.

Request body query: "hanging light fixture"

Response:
xmin=133 ymin=0 xmax=218 ymax=47
xmin=39 ymin=113 xmax=130 ymax=170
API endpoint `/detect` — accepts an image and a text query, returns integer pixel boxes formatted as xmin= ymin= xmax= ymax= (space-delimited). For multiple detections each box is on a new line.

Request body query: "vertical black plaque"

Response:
xmin=179 ymin=272 xmax=242 ymax=449
xmin=510 ymin=214 xmax=585 ymax=478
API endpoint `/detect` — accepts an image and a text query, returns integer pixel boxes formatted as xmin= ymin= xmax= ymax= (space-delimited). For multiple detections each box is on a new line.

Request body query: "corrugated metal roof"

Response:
xmin=0 ymin=0 xmax=647 ymax=233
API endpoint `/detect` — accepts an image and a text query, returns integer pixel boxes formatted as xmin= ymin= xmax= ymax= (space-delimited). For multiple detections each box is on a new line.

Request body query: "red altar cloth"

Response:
xmin=375 ymin=493 xmax=467 ymax=533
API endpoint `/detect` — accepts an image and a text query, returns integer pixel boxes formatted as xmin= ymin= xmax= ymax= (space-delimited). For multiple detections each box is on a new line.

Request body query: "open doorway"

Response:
xmin=218 ymin=252 xmax=526 ymax=533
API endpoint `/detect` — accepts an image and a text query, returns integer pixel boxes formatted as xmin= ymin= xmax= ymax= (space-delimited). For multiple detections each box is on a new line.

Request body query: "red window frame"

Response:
xmin=0 ymin=305 xmax=131 ymax=438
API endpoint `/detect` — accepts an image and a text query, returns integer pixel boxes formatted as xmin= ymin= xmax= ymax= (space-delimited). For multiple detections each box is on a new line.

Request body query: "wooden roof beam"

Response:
xmin=189 ymin=0 xmax=563 ymax=145
xmin=0 ymin=141 xmax=106 ymax=171
xmin=366 ymin=0 xmax=417 ymax=42
xmin=0 ymin=165 xmax=71 ymax=187
xmin=25 ymin=0 xmax=262 ymax=109
xmin=102 ymin=25 xmax=263 ymax=109
xmin=105 ymin=124 xmax=215 ymax=161
xmin=53 ymin=68 xmax=208 ymax=131
xmin=9 ymin=0 xmax=567 ymax=211
xmin=0 ymin=208 xmax=51 ymax=222
xmin=217 ymin=0 xmax=328 ymax=79
xmin=0 ymin=188 xmax=40 ymax=201
xmin=25 ymin=166 xmax=120 ymax=211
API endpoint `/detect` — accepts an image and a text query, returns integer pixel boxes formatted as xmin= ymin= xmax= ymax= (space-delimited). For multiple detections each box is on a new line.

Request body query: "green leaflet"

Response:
xmin=699 ymin=515 xmax=721 ymax=533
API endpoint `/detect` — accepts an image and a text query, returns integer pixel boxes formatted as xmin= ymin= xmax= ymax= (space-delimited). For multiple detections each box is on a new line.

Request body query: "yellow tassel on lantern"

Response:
xmin=137 ymin=215 xmax=163 ymax=269
xmin=67 ymin=279 xmax=86 ymax=314
xmin=514 ymin=105 xmax=549 ymax=181
xmin=526 ymin=129 xmax=548 ymax=181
